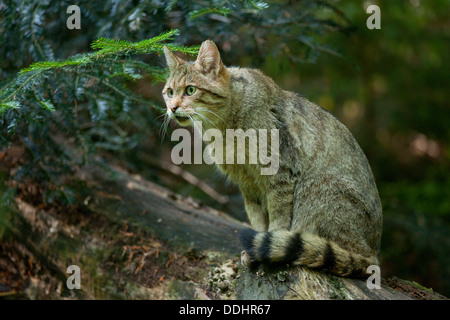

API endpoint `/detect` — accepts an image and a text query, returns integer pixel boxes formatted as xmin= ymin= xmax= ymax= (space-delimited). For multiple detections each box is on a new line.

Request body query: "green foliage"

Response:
xmin=18 ymin=56 xmax=93 ymax=75
xmin=15 ymin=29 xmax=197 ymax=76
xmin=0 ymin=101 xmax=20 ymax=113
xmin=90 ymin=30 xmax=200 ymax=57
xmin=189 ymin=7 xmax=232 ymax=20
xmin=1 ymin=28 xmax=197 ymax=114
xmin=0 ymin=28 xmax=197 ymax=206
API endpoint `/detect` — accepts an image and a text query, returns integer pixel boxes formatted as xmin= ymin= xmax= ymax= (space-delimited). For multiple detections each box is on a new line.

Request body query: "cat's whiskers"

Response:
xmin=155 ymin=112 xmax=167 ymax=121
xmin=196 ymin=107 xmax=225 ymax=126
xmin=188 ymin=114 xmax=204 ymax=135
xmin=191 ymin=110 xmax=217 ymax=130
xmin=159 ymin=113 xmax=171 ymax=142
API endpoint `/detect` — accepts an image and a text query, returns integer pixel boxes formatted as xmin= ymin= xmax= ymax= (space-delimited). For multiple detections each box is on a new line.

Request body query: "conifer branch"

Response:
xmin=18 ymin=29 xmax=197 ymax=75
xmin=0 ymin=69 xmax=45 ymax=105
xmin=0 ymin=29 xmax=198 ymax=114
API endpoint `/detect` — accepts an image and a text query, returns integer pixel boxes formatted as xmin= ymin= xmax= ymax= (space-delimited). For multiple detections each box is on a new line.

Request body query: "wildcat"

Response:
xmin=162 ymin=40 xmax=382 ymax=277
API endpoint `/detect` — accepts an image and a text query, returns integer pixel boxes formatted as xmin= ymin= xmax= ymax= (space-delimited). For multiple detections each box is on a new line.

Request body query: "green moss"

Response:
xmin=328 ymin=275 xmax=348 ymax=300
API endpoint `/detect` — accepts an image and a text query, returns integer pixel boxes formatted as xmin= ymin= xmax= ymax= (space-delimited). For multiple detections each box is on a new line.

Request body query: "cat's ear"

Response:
xmin=195 ymin=40 xmax=228 ymax=79
xmin=163 ymin=46 xmax=186 ymax=71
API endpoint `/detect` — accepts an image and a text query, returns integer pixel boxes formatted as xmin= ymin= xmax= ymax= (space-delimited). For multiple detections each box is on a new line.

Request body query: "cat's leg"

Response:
xmin=243 ymin=197 xmax=268 ymax=232
xmin=241 ymin=197 xmax=267 ymax=266
xmin=239 ymin=183 xmax=294 ymax=266
xmin=266 ymin=182 xmax=294 ymax=232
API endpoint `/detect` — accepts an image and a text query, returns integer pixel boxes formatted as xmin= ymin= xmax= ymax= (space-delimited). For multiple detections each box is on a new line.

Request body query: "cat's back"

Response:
xmin=228 ymin=67 xmax=284 ymax=99
xmin=284 ymin=92 xmax=382 ymax=220
xmin=227 ymin=66 xmax=378 ymax=192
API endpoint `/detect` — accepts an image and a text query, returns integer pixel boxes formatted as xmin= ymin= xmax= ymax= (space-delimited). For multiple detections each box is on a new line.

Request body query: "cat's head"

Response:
xmin=162 ymin=40 xmax=230 ymax=128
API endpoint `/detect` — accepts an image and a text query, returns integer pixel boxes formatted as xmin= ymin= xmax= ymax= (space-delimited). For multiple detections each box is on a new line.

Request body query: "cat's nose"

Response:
xmin=170 ymin=105 xmax=179 ymax=113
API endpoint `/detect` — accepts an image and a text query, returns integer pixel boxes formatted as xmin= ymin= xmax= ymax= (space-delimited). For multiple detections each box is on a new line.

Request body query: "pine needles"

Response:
xmin=17 ymin=29 xmax=198 ymax=76
xmin=1 ymin=28 xmax=198 ymax=116
xmin=0 ymin=28 xmax=198 ymax=206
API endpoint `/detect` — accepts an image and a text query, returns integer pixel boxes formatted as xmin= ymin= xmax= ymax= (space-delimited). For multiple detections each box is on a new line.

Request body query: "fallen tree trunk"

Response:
xmin=1 ymin=164 xmax=446 ymax=300
xmin=236 ymin=265 xmax=444 ymax=300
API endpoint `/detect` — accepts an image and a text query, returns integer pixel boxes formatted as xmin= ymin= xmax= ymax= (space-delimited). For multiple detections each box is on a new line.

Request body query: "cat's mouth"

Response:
xmin=173 ymin=114 xmax=191 ymax=125
xmin=167 ymin=109 xmax=193 ymax=126
xmin=175 ymin=115 xmax=189 ymax=121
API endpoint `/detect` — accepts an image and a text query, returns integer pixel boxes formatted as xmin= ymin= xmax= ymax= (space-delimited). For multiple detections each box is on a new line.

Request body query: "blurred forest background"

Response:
xmin=0 ymin=0 xmax=449 ymax=297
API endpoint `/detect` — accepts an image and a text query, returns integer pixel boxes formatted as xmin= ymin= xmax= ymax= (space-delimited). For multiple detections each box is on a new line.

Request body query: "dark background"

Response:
xmin=1 ymin=0 xmax=449 ymax=296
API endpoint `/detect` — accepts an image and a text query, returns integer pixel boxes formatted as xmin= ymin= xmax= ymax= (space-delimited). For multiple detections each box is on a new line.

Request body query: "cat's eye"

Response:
xmin=167 ymin=88 xmax=174 ymax=98
xmin=185 ymin=86 xmax=196 ymax=96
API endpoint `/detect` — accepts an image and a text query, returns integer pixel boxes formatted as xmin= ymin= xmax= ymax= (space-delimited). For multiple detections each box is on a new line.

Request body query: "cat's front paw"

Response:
xmin=241 ymin=250 xmax=252 ymax=267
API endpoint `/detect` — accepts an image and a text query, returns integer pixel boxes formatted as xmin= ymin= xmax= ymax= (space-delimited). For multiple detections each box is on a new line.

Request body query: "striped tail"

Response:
xmin=238 ymin=228 xmax=378 ymax=278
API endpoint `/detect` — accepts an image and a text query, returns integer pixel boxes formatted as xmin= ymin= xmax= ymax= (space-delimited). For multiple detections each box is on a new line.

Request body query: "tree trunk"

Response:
xmin=236 ymin=266 xmax=444 ymax=300
xmin=0 ymin=164 xmax=446 ymax=300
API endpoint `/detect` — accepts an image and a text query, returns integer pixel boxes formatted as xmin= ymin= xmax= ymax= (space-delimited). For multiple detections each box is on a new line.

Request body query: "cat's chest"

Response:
xmin=216 ymin=162 xmax=266 ymax=195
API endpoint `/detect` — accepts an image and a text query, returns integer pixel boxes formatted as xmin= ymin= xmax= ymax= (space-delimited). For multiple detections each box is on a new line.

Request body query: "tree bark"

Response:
xmin=236 ymin=266 xmax=444 ymax=300
xmin=1 ymin=164 xmax=446 ymax=300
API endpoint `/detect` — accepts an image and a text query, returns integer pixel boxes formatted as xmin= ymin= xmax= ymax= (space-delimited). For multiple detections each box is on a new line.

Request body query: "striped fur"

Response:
xmin=239 ymin=228 xmax=378 ymax=277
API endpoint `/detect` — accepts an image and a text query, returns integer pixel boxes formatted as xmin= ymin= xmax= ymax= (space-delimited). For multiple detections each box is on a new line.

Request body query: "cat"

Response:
xmin=162 ymin=40 xmax=383 ymax=277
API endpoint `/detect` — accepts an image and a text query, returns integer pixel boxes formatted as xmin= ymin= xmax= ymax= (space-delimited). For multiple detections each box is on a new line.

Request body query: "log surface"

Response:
xmin=1 ymin=164 xmax=446 ymax=300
